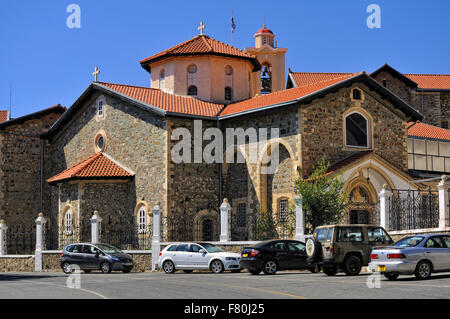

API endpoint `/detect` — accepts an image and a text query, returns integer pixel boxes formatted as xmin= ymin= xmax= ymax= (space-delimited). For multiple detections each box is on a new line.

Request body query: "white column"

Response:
xmin=35 ymin=213 xmax=47 ymax=271
xmin=438 ymin=175 xmax=450 ymax=229
xmin=152 ymin=203 xmax=161 ymax=271
xmin=379 ymin=184 xmax=392 ymax=231
xmin=294 ymin=194 xmax=305 ymax=242
xmin=220 ymin=198 xmax=231 ymax=242
xmin=0 ymin=220 xmax=8 ymax=255
xmin=91 ymin=211 xmax=102 ymax=244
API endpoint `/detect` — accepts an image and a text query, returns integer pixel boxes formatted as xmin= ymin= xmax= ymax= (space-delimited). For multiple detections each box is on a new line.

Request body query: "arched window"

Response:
xmin=261 ymin=63 xmax=272 ymax=94
xmin=64 ymin=210 xmax=73 ymax=235
xmin=225 ymin=86 xmax=233 ymax=101
xmin=159 ymin=69 xmax=165 ymax=90
xmin=138 ymin=206 xmax=147 ymax=234
xmin=345 ymin=112 xmax=369 ymax=148
xmin=202 ymin=219 xmax=213 ymax=241
xmin=352 ymin=88 xmax=362 ymax=100
xmin=188 ymin=85 xmax=198 ymax=97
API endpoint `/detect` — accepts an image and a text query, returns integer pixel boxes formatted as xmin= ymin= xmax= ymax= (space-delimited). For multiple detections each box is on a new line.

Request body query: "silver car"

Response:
xmin=368 ymin=234 xmax=450 ymax=280
xmin=158 ymin=242 xmax=242 ymax=274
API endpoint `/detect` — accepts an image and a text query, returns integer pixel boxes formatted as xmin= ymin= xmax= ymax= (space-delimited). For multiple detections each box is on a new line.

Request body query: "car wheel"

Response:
xmin=323 ymin=265 xmax=337 ymax=276
xmin=415 ymin=260 xmax=432 ymax=280
xmin=62 ymin=262 xmax=72 ymax=274
xmin=231 ymin=269 xmax=242 ymax=273
xmin=262 ymin=260 xmax=278 ymax=275
xmin=305 ymin=238 xmax=322 ymax=264
xmin=100 ymin=262 xmax=112 ymax=274
xmin=384 ymin=272 xmax=399 ymax=280
xmin=83 ymin=269 xmax=91 ymax=274
xmin=183 ymin=270 xmax=193 ymax=274
xmin=210 ymin=260 xmax=224 ymax=274
xmin=343 ymin=255 xmax=362 ymax=276
xmin=249 ymin=269 xmax=261 ymax=275
xmin=162 ymin=260 xmax=176 ymax=274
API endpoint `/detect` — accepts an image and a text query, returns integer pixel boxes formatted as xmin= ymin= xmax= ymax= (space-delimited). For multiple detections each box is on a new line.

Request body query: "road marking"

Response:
xmin=20 ymin=279 xmax=108 ymax=299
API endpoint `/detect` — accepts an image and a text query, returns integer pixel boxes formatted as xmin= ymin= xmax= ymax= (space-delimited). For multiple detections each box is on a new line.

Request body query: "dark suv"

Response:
xmin=61 ymin=243 xmax=133 ymax=274
xmin=306 ymin=224 xmax=393 ymax=276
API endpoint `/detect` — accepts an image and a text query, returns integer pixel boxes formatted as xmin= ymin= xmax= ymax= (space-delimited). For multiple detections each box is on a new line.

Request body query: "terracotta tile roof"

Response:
xmin=0 ymin=111 xmax=9 ymax=122
xmin=47 ymin=153 xmax=133 ymax=184
xmin=407 ymin=121 xmax=450 ymax=141
xmin=96 ymin=82 xmax=224 ymax=118
xmin=221 ymin=73 xmax=360 ymax=117
xmin=404 ymin=74 xmax=450 ymax=90
xmin=289 ymin=72 xmax=358 ymax=87
xmin=140 ymin=35 xmax=260 ymax=70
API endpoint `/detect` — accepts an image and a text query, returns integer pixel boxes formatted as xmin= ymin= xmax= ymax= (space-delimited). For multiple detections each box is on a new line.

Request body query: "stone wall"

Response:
xmin=49 ymin=92 xmax=168 ymax=236
xmin=0 ymin=256 xmax=35 ymax=272
xmin=441 ymin=92 xmax=450 ymax=128
xmin=300 ymin=83 xmax=408 ymax=177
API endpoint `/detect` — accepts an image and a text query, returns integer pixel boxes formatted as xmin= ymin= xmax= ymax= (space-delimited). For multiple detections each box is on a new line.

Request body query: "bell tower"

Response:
xmin=246 ymin=25 xmax=288 ymax=96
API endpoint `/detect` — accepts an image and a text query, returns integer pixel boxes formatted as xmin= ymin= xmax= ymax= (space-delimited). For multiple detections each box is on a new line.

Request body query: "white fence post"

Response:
xmin=379 ymin=184 xmax=392 ymax=231
xmin=438 ymin=175 xmax=450 ymax=229
xmin=152 ymin=203 xmax=161 ymax=271
xmin=35 ymin=213 xmax=47 ymax=271
xmin=91 ymin=211 xmax=102 ymax=244
xmin=0 ymin=220 xmax=7 ymax=255
xmin=294 ymin=194 xmax=305 ymax=242
xmin=220 ymin=198 xmax=231 ymax=242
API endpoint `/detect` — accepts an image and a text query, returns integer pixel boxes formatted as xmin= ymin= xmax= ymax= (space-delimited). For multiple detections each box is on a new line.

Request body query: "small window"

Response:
xmin=187 ymin=64 xmax=197 ymax=74
xmin=189 ymin=244 xmax=203 ymax=253
xmin=176 ymin=244 xmax=189 ymax=252
xmin=345 ymin=112 xmax=368 ymax=148
xmin=138 ymin=206 xmax=147 ymax=234
xmin=167 ymin=245 xmax=177 ymax=252
xmin=64 ymin=210 xmax=73 ymax=235
xmin=268 ymin=241 xmax=286 ymax=251
xmin=71 ymin=244 xmax=83 ymax=254
xmin=225 ymin=65 xmax=233 ymax=76
xmin=352 ymin=89 xmax=362 ymax=100
xmin=382 ymin=80 xmax=387 ymax=87
xmin=287 ymin=242 xmax=306 ymax=252
xmin=441 ymin=236 xmax=450 ymax=248
xmin=95 ymin=133 xmax=106 ymax=152
xmin=313 ymin=228 xmax=329 ymax=242
xmin=202 ymin=219 xmax=213 ymax=241
xmin=425 ymin=237 xmax=444 ymax=248
xmin=337 ymin=227 xmax=364 ymax=242
xmin=225 ymin=86 xmax=233 ymax=101
xmin=279 ymin=199 xmax=289 ymax=223
xmin=367 ymin=227 xmax=392 ymax=243
xmin=97 ymin=100 xmax=104 ymax=118
xmin=188 ymin=85 xmax=198 ymax=96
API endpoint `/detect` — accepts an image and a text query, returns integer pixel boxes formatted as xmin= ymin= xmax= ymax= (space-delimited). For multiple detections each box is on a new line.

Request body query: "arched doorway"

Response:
xmin=346 ymin=183 xmax=379 ymax=225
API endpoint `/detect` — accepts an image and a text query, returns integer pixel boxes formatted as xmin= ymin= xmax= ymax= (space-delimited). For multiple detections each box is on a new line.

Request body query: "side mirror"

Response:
xmin=199 ymin=249 xmax=206 ymax=254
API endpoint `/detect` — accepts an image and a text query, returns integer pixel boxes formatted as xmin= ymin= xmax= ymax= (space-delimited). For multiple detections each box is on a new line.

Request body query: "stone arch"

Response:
xmin=342 ymin=107 xmax=374 ymax=149
xmin=193 ymin=209 xmax=219 ymax=241
xmin=59 ymin=204 xmax=77 ymax=230
xmin=134 ymin=201 xmax=152 ymax=234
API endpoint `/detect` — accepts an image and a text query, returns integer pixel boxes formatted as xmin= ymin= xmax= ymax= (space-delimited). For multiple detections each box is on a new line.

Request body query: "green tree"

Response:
xmin=294 ymin=157 xmax=347 ymax=233
xmin=255 ymin=211 xmax=278 ymax=240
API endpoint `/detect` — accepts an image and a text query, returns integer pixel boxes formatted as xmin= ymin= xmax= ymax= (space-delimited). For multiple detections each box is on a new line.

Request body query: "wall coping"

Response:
xmin=389 ymin=227 xmax=450 ymax=236
xmin=41 ymin=250 xmax=152 ymax=254
xmin=0 ymin=255 xmax=34 ymax=258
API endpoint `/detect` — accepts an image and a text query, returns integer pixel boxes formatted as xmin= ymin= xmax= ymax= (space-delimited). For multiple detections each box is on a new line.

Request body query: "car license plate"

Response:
xmin=378 ymin=265 xmax=386 ymax=272
xmin=125 ymin=262 xmax=132 ymax=266
xmin=242 ymin=253 xmax=248 ymax=258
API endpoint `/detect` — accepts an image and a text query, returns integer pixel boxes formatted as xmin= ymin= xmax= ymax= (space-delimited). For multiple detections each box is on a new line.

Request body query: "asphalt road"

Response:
xmin=1 ymin=270 xmax=450 ymax=299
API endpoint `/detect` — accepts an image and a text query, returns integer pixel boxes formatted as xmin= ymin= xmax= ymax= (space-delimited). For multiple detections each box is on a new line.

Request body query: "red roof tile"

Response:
xmin=221 ymin=73 xmax=360 ymax=116
xmin=0 ymin=111 xmax=9 ymax=122
xmin=140 ymin=35 xmax=259 ymax=70
xmin=47 ymin=153 xmax=133 ymax=184
xmin=408 ymin=121 xmax=450 ymax=141
xmin=290 ymin=72 xmax=358 ymax=88
xmin=96 ymin=82 xmax=224 ymax=117
xmin=404 ymin=74 xmax=450 ymax=90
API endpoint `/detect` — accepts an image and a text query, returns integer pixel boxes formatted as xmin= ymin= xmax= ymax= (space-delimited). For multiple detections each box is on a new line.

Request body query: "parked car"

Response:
xmin=368 ymin=234 xmax=450 ymax=280
xmin=305 ymin=224 xmax=393 ymax=276
xmin=239 ymin=239 xmax=318 ymax=275
xmin=61 ymin=243 xmax=133 ymax=274
xmin=158 ymin=242 xmax=241 ymax=274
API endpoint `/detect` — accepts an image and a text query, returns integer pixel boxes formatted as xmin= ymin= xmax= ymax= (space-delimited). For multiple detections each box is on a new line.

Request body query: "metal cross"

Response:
xmin=93 ymin=66 xmax=100 ymax=82
xmin=198 ymin=22 xmax=205 ymax=35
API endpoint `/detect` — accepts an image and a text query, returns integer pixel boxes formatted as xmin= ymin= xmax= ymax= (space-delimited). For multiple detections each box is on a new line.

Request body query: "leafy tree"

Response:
xmin=255 ymin=210 xmax=278 ymax=240
xmin=294 ymin=157 xmax=347 ymax=233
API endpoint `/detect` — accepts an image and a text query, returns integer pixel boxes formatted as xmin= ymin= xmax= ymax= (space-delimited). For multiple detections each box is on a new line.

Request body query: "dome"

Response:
xmin=255 ymin=27 xmax=274 ymax=35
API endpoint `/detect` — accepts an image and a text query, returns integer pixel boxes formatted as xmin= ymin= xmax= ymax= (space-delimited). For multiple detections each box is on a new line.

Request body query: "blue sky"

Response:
xmin=0 ymin=0 xmax=449 ymax=118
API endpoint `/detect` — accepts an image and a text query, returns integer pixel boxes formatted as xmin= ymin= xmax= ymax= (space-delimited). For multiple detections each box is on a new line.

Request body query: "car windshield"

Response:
xmin=95 ymin=244 xmax=122 ymax=254
xmin=199 ymin=243 xmax=224 ymax=253
xmin=394 ymin=236 xmax=425 ymax=248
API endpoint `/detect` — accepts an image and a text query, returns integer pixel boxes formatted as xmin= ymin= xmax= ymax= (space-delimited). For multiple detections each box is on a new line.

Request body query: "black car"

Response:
xmin=60 ymin=243 xmax=133 ymax=274
xmin=239 ymin=240 xmax=318 ymax=275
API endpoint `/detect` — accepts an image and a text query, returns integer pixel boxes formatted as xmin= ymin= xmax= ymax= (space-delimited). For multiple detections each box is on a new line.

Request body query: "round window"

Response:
xmin=188 ymin=64 xmax=197 ymax=74
xmin=225 ymin=65 xmax=233 ymax=76
xmin=95 ymin=133 xmax=106 ymax=152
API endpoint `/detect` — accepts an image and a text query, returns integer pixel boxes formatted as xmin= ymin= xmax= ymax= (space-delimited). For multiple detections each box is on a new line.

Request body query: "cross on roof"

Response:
xmin=93 ymin=66 xmax=100 ymax=82
xmin=198 ymin=22 xmax=205 ymax=35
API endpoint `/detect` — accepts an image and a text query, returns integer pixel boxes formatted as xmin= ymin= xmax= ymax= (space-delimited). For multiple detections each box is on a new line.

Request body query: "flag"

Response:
xmin=231 ymin=16 xmax=236 ymax=33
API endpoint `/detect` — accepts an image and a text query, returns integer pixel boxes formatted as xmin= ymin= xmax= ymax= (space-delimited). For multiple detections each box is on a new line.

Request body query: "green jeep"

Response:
xmin=305 ymin=224 xmax=393 ymax=276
